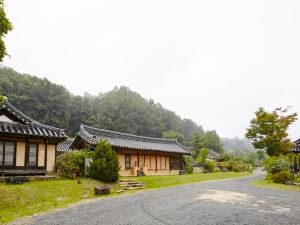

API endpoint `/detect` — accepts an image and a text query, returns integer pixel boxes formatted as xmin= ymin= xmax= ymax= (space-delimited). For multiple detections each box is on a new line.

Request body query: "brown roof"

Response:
xmin=71 ymin=124 xmax=190 ymax=154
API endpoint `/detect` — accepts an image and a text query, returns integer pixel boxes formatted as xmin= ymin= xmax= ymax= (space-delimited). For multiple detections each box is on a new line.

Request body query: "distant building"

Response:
xmin=70 ymin=124 xmax=190 ymax=176
xmin=291 ymin=139 xmax=300 ymax=172
xmin=293 ymin=139 xmax=300 ymax=153
xmin=0 ymin=98 xmax=67 ymax=175
xmin=207 ymin=150 xmax=220 ymax=160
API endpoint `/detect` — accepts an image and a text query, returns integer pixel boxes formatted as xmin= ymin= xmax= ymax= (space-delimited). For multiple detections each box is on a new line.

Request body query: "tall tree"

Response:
xmin=245 ymin=107 xmax=297 ymax=156
xmin=0 ymin=0 xmax=13 ymax=62
xmin=162 ymin=130 xmax=185 ymax=145
xmin=204 ymin=130 xmax=223 ymax=153
xmin=191 ymin=132 xmax=205 ymax=158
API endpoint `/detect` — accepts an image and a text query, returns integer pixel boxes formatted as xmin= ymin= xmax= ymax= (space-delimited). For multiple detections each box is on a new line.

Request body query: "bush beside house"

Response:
xmin=56 ymin=150 xmax=92 ymax=178
xmin=88 ymin=140 xmax=120 ymax=182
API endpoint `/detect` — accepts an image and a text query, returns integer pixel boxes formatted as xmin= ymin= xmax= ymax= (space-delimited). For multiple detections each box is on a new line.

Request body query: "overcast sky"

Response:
xmin=2 ymin=0 xmax=300 ymax=139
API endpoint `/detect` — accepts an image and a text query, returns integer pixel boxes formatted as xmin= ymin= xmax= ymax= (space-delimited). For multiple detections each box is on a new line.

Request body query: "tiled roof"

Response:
xmin=208 ymin=150 xmax=220 ymax=159
xmin=57 ymin=140 xmax=74 ymax=152
xmin=71 ymin=124 xmax=190 ymax=154
xmin=0 ymin=98 xmax=67 ymax=140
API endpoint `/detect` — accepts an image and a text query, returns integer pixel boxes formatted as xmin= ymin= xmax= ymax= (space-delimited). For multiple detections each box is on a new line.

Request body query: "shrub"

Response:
xmin=183 ymin=155 xmax=194 ymax=174
xmin=88 ymin=140 xmax=120 ymax=182
xmin=264 ymin=157 xmax=290 ymax=174
xmin=56 ymin=150 xmax=92 ymax=178
xmin=231 ymin=163 xmax=250 ymax=172
xmin=218 ymin=161 xmax=231 ymax=171
xmin=272 ymin=171 xmax=294 ymax=184
xmin=218 ymin=160 xmax=251 ymax=172
xmin=204 ymin=160 xmax=215 ymax=173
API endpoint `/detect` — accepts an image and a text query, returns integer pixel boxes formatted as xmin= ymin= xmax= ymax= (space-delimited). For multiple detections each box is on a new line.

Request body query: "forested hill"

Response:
xmin=0 ymin=67 xmax=223 ymax=153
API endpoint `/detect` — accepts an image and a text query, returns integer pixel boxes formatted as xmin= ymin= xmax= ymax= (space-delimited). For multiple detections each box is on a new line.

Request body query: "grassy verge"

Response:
xmin=131 ymin=172 xmax=252 ymax=189
xmin=0 ymin=179 xmax=121 ymax=224
xmin=0 ymin=172 xmax=251 ymax=224
xmin=252 ymin=179 xmax=300 ymax=192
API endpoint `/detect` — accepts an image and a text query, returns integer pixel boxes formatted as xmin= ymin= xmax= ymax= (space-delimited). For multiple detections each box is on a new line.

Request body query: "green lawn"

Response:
xmin=252 ymin=179 xmax=300 ymax=192
xmin=0 ymin=179 xmax=121 ymax=224
xmin=0 ymin=172 xmax=251 ymax=224
xmin=132 ymin=172 xmax=252 ymax=189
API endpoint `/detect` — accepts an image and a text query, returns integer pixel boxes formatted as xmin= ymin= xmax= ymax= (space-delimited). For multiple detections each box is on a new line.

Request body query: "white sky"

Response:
xmin=2 ymin=0 xmax=300 ymax=139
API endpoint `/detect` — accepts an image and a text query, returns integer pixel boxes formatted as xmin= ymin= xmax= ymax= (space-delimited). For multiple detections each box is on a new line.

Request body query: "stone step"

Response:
xmin=124 ymin=186 xmax=147 ymax=190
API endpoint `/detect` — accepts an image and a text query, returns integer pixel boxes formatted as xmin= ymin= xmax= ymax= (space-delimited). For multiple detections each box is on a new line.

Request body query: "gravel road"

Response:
xmin=11 ymin=171 xmax=300 ymax=225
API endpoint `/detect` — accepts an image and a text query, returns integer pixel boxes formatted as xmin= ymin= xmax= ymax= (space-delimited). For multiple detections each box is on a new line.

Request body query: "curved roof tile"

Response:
xmin=73 ymin=124 xmax=190 ymax=154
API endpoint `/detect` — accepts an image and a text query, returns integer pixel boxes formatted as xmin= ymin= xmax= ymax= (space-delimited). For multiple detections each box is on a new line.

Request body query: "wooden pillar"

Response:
xmin=137 ymin=151 xmax=140 ymax=167
xmin=169 ymin=154 xmax=171 ymax=171
xmin=44 ymin=140 xmax=48 ymax=171
xmin=155 ymin=153 xmax=157 ymax=172
xmin=24 ymin=139 xmax=28 ymax=168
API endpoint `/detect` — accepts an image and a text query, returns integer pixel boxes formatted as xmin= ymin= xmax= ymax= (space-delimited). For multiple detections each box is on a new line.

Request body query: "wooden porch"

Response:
xmin=0 ymin=169 xmax=47 ymax=176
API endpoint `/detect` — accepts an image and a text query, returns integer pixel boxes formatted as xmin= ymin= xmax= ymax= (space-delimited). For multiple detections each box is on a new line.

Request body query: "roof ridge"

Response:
xmin=3 ymin=99 xmax=65 ymax=131
xmin=81 ymin=124 xmax=179 ymax=143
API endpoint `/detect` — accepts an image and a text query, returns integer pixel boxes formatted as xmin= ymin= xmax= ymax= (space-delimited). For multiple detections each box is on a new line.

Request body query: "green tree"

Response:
xmin=0 ymin=0 xmax=13 ymax=62
xmin=162 ymin=130 xmax=185 ymax=145
xmin=204 ymin=130 xmax=223 ymax=153
xmin=88 ymin=140 xmax=120 ymax=182
xmin=191 ymin=132 xmax=205 ymax=158
xmin=196 ymin=147 xmax=209 ymax=165
xmin=0 ymin=95 xmax=5 ymax=103
xmin=245 ymin=107 xmax=297 ymax=156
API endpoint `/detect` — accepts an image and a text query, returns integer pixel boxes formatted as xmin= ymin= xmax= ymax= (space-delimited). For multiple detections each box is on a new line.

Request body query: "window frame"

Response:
xmin=125 ymin=154 xmax=131 ymax=170
xmin=0 ymin=140 xmax=16 ymax=169
xmin=28 ymin=143 xmax=38 ymax=167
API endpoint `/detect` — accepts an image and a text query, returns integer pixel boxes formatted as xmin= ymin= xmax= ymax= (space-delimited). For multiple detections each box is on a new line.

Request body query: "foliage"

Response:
xmin=0 ymin=0 xmax=13 ymax=62
xmin=196 ymin=147 xmax=209 ymax=164
xmin=264 ymin=156 xmax=291 ymax=174
xmin=0 ymin=68 xmax=72 ymax=130
xmin=182 ymin=155 xmax=193 ymax=174
xmin=272 ymin=171 xmax=294 ymax=184
xmin=245 ymin=107 xmax=297 ymax=156
xmin=88 ymin=141 xmax=120 ymax=182
xmin=221 ymin=137 xmax=256 ymax=152
xmin=182 ymin=118 xmax=204 ymax=145
xmin=163 ymin=130 xmax=185 ymax=145
xmin=0 ymin=95 xmax=5 ymax=103
xmin=204 ymin=160 xmax=215 ymax=172
xmin=231 ymin=162 xmax=248 ymax=172
xmin=0 ymin=68 xmax=206 ymax=140
xmin=191 ymin=130 xmax=223 ymax=158
xmin=56 ymin=150 xmax=92 ymax=178
xmin=218 ymin=156 xmax=253 ymax=172
xmin=242 ymin=150 xmax=267 ymax=167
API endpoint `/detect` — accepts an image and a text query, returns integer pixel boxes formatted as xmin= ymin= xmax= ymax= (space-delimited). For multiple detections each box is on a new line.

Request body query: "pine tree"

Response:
xmin=88 ymin=140 xmax=120 ymax=182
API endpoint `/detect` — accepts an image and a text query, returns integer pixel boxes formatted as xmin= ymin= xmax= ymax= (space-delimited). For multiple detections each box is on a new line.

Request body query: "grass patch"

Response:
xmin=132 ymin=172 xmax=252 ymax=189
xmin=252 ymin=179 xmax=300 ymax=192
xmin=0 ymin=178 xmax=121 ymax=224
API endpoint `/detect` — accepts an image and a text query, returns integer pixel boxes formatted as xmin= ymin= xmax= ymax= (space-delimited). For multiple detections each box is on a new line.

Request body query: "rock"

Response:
xmin=94 ymin=186 xmax=110 ymax=195
xmin=137 ymin=170 xmax=145 ymax=176
xmin=179 ymin=170 xmax=187 ymax=175
xmin=4 ymin=176 xmax=29 ymax=184
xmin=116 ymin=190 xmax=124 ymax=193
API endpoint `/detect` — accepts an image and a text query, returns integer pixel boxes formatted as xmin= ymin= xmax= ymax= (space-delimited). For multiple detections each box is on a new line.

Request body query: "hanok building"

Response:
xmin=0 ymin=98 xmax=67 ymax=175
xmin=291 ymin=138 xmax=300 ymax=173
xmin=71 ymin=124 xmax=190 ymax=176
